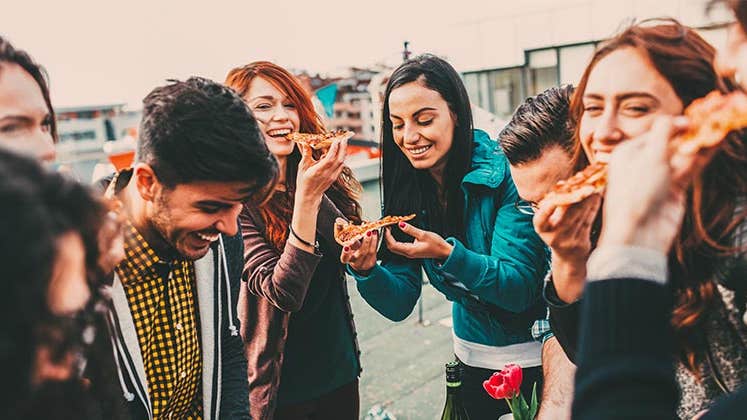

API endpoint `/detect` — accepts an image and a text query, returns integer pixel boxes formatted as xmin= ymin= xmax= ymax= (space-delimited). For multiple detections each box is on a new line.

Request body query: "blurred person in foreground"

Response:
xmin=540 ymin=18 xmax=747 ymax=418
xmin=0 ymin=148 xmax=126 ymax=419
xmin=95 ymin=76 xmax=278 ymax=419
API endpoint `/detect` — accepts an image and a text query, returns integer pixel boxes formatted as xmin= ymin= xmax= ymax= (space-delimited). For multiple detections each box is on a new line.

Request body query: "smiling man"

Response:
xmin=100 ymin=77 xmax=277 ymax=420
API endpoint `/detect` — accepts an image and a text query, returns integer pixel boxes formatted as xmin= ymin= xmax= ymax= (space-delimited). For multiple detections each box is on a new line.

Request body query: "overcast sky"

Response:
xmin=1 ymin=0 xmax=717 ymax=108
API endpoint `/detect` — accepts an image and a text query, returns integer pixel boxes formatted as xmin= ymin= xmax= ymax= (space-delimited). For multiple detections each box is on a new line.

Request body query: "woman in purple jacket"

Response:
xmin=226 ymin=61 xmax=363 ymax=420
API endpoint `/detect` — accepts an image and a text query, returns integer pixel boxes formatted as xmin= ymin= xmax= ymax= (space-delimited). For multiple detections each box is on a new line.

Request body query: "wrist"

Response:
xmin=598 ymin=227 xmax=671 ymax=254
xmin=550 ymin=256 xmax=587 ymax=303
xmin=439 ymin=240 xmax=454 ymax=260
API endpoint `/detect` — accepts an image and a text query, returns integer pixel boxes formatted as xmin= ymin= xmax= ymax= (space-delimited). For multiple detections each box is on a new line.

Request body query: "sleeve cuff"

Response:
xmin=587 ymin=245 xmax=668 ymax=285
xmin=438 ymin=238 xmax=484 ymax=285
xmin=346 ymin=263 xmax=381 ymax=282
xmin=544 ymin=278 xmax=574 ymax=308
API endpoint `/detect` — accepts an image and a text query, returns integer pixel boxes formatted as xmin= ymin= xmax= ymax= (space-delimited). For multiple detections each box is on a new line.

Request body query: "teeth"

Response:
xmin=268 ymin=129 xmax=291 ymax=137
xmin=196 ymin=232 xmax=220 ymax=242
xmin=408 ymin=145 xmax=431 ymax=155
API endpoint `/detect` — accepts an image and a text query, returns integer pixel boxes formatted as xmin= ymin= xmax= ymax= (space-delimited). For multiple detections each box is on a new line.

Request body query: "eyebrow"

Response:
xmin=390 ymin=107 xmax=437 ymax=120
xmin=194 ymin=199 xmax=242 ymax=208
xmin=584 ymin=92 xmax=660 ymax=102
xmin=0 ymin=115 xmax=35 ymax=124
xmin=248 ymin=95 xmax=278 ymax=102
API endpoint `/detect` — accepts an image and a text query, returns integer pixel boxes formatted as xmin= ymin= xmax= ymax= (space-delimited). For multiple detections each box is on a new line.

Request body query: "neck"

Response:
xmin=276 ymin=155 xmax=287 ymax=187
xmin=121 ymin=183 xmax=175 ymax=258
xmin=429 ymin=162 xmax=446 ymax=191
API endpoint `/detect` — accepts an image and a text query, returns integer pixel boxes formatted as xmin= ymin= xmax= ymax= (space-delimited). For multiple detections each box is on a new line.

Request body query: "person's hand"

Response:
xmin=295 ymin=138 xmax=348 ymax=203
xmin=534 ymin=195 xmax=602 ymax=303
xmin=383 ymin=222 xmax=453 ymax=260
xmin=599 ymin=116 xmax=716 ymax=253
xmin=534 ymin=194 xmax=602 ymax=262
xmin=340 ymin=229 xmax=379 ymax=273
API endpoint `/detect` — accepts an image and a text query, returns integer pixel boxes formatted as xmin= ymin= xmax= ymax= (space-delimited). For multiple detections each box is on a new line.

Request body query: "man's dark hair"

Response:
xmin=138 ymin=76 xmax=277 ymax=195
xmin=0 ymin=36 xmax=57 ymax=142
xmin=499 ymin=84 xmax=575 ymax=166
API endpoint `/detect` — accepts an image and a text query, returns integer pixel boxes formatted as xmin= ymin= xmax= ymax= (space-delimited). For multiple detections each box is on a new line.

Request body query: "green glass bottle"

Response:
xmin=440 ymin=361 xmax=470 ymax=420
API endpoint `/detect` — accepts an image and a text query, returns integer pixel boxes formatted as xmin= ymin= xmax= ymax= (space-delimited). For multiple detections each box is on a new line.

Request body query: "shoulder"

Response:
xmin=463 ymin=129 xmax=509 ymax=189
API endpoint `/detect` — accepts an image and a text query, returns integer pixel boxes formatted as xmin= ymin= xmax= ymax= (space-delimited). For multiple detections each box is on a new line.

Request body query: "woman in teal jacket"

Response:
xmin=341 ymin=54 xmax=549 ymax=418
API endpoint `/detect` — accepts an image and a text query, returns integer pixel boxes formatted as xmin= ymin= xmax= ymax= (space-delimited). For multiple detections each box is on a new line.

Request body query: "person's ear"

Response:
xmin=133 ymin=163 xmax=161 ymax=202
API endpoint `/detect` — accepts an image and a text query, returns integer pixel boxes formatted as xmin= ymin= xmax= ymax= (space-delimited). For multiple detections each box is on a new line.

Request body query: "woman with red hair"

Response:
xmin=226 ymin=62 xmax=363 ymax=419
xmin=542 ymin=19 xmax=747 ymax=418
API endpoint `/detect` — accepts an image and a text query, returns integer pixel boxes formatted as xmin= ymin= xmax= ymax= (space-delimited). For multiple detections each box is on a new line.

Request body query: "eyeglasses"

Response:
xmin=514 ymin=199 xmax=539 ymax=215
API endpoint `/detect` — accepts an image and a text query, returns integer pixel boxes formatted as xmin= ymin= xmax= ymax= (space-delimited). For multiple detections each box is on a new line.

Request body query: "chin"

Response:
xmin=178 ymin=245 xmax=211 ymax=261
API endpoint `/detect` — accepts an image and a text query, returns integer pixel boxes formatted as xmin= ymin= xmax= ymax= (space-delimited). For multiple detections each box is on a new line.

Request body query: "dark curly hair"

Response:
xmin=138 ymin=76 xmax=278 ymax=203
xmin=0 ymin=148 xmax=114 ymax=418
xmin=0 ymin=36 xmax=57 ymax=142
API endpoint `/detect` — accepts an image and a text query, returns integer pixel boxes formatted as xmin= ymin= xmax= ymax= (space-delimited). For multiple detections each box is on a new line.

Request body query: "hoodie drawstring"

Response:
xmin=106 ymin=311 xmax=136 ymax=402
xmin=218 ymin=235 xmax=239 ymax=337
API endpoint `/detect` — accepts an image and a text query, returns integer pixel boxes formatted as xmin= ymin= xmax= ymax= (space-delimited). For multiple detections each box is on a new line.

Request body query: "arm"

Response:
xmin=545 ymin=280 xmax=581 ymax=363
xmin=348 ymin=255 xmax=423 ymax=322
xmin=240 ymin=209 xmax=321 ymax=312
xmin=439 ymin=179 xmax=549 ymax=312
xmin=537 ymin=336 xmax=575 ymax=420
xmin=572 ymin=247 xmax=676 ymax=420
xmin=241 ymin=138 xmax=348 ymax=312
xmin=220 ymin=231 xmax=251 ymax=419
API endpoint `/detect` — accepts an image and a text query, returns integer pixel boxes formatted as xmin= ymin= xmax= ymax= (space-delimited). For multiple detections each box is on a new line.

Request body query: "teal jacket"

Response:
xmin=350 ymin=129 xmax=549 ymax=347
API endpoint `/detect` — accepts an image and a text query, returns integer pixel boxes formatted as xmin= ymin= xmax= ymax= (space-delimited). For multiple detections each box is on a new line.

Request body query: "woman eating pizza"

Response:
xmin=340 ymin=54 xmax=549 ymax=419
xmin=539 ymin=19 xmax=747 ymax=418
xmin=225 ymin=61 xmax=363 ymax=420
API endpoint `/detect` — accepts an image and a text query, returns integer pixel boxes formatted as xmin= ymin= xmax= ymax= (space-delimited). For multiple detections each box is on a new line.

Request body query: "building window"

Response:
xmin=559 ymin=43 xmax=596 ymax=85
xmin=527 ymin=49 xmax=558 ymax=96
xmin=489 ymin=68 xmax=523 ymax=119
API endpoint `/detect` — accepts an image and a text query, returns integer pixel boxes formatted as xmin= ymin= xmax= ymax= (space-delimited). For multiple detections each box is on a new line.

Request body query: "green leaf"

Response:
xmin=529 ymin=382 xmax=539 ymax=419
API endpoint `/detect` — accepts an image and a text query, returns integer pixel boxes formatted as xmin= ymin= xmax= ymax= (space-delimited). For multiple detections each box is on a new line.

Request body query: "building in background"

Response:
xmin=428 ymin=0 xmax=732 ymax=120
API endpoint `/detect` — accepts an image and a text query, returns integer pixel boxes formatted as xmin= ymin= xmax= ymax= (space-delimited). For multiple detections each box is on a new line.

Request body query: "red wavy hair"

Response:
xmin=570 ymin=19 xmax=747 ymax=372
xmin=225 ymin=61 xmax=362 ymax=251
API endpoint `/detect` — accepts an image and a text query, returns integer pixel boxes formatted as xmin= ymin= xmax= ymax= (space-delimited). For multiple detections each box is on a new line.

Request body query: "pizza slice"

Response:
xmin=334 ymin=214 xmax=416 ymax=247
xmin=285 ymin=129 xmax=355 ymax=150
xmin=539 ymin=90 xmax=747 ymax=208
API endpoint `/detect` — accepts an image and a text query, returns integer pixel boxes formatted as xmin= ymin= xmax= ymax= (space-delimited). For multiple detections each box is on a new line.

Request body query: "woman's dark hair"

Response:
xmin=571 ymin=18 xmax=747 ymax=372
xmin=0 ymin=36 xmax=58 ymax=142
xmin=225 ymin=62 xmax=362 ymax=250
xmin=380 ymin=54 xmax=474 ymax=244
xmin=0 ymin=148 xmax=110 ymax=417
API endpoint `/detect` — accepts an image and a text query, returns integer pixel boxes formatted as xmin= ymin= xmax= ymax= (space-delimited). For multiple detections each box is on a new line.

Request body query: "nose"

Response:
xmin=271 ymin=104 xmax=290 ymax=122
xmin=36 ymin=133 xmax=56 ymax=163
xmin=214 ymin=204 xmax=243 ymax=237
xmin=591 ymin=110 xmax=624 ymax=147
xmin=402 ymin=122 xmax=420 ymax=145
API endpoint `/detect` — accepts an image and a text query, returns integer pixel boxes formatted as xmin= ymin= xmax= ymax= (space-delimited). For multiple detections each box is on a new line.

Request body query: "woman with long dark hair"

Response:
xmin=226 ymin=61 xmax=363 ymax=419
xmin=540 ymin=19 xmax=747 ymax=418
xmin=341 ymin=54 xmax=549 ymax=418
xmin=0 ymin=36 xmax=57 ymax=162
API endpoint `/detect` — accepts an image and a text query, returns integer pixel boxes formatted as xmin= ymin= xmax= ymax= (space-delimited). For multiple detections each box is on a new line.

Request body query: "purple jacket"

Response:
xmin=237 ymin=195 xmax=359 ymax=420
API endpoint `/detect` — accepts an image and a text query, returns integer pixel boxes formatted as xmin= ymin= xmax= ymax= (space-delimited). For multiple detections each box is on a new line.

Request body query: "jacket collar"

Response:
xmin=460 ymin=129 xmax=507 ymax=189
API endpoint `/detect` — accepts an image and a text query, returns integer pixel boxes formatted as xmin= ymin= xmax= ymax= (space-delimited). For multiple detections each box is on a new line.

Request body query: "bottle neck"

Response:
xmin=445 ymin=380 xmax=462 ymax=395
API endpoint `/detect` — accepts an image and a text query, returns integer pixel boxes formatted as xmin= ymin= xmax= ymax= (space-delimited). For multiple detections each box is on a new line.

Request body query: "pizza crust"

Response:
xmin=334 ymin=214 xmax=416 ymax=247
xmin=286 ymin=130 xmax=355 ymax=150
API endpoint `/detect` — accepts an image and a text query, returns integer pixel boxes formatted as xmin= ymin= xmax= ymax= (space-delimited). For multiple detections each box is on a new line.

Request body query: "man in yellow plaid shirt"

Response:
xmin=97 ymin=77 xmax=277 ymax=419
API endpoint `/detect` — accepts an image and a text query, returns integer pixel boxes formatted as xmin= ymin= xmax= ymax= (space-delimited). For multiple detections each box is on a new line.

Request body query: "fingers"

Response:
xmin=396 ymin=221 xmax=424 ymax=240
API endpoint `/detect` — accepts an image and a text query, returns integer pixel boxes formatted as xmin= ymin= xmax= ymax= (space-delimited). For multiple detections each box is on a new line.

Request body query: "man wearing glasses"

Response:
xmin=499 ymin=84 xmax=578 ymax=420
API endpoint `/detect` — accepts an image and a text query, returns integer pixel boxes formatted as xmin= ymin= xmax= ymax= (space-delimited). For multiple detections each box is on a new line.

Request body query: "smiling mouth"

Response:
xmin=195 ymin=232 xmax=220 ymax=243
xmin=406 ymin=144 xmax=432 ymax=156
xmin=267 ymin=128 xmax=292 ymax=138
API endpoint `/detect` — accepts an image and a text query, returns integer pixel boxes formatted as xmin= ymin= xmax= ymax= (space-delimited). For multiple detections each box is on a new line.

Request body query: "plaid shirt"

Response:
xmin=115 ymin=223 xmax=203 ymax=419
